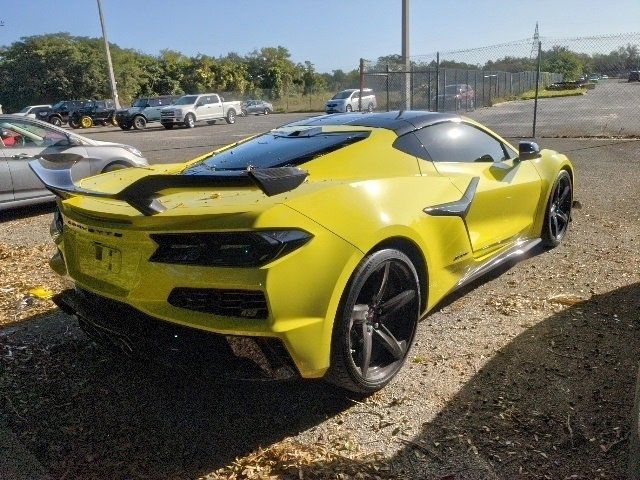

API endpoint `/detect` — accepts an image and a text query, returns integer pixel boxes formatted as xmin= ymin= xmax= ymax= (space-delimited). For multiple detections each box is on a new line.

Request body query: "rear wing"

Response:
xmin=29 ymin=160 xmax=308 ymax=216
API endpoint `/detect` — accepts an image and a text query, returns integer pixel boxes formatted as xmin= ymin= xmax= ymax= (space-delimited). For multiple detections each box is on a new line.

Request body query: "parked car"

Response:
xmin=14 ymin=105 xmax=52 ymax=119
xmin=160 ymin=93 xmax=242 ymax=129
xmin=432 ymin=84 xmax=475 ymax=111
xmin=36 ymin=100 xmax=87 ymax=127
xmin=33 ymin=110 xmax=574 ymax=394
xmin=0 ymin=115 xmax=147 ymax=210
xmin=629 ymin=71 xmax=640 ymax=82
xmin=69 ymin=99 xmax=118 ymax=129
xmin=325 ymin=88 xmax=376 ymax=113
xmin=116 ymin=95 xmax=180 ymax=130
xmin=241 ymin=100 xmax=274 ymax=116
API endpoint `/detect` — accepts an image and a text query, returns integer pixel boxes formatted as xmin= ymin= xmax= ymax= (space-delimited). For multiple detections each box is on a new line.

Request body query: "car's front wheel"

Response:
xmin=542 ymin=170 xmax=573 ymax=247
xmin=346 ymin=104 xmax=353 ymax=112
xmin=225 ymin=109 xmax=236 ymax=124
xmin=326 ymin=249 xmax=420 ymax=394
xmin=184 ymin=113 xmax=195 ymax=128
xmin=50 ymin=116 xmax=62 ymax=127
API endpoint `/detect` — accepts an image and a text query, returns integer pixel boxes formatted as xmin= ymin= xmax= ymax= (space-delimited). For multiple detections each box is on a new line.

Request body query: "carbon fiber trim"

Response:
xmin=423 ymin=177 xmax=479 ymax=219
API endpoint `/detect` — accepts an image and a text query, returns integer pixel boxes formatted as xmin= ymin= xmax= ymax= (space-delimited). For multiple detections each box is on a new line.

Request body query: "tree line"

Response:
xmin=370 ymin=44 xmax=640 ymax=82
xmin=0 ymin=33 xmax=360 ymax=112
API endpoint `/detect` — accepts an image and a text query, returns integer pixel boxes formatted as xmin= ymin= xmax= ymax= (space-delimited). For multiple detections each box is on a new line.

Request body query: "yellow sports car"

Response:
xmin=31 ymin=111 xmax=574 ymax=393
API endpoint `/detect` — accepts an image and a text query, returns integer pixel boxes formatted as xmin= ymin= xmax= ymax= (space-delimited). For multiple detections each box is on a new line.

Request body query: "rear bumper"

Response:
xmin=53 ymin=287 xmax=300 ymax=380
xmin=51 ymin=204 xmax=364 ymax=378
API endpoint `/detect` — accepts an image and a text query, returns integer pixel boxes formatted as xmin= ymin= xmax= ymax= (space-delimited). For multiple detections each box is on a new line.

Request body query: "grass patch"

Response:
xmin=520 ymin=87 xmax=586 ymax=100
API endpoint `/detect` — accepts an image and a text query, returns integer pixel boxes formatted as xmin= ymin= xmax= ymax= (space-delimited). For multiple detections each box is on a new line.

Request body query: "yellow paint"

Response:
xmin=51 ymin=120 xmax=572 ymax=378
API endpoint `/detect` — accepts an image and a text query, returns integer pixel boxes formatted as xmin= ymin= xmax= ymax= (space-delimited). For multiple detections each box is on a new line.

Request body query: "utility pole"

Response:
xmin=402 ymin=0 xmax=411 ymax=110
xmin=96 ymin=0 xmax=120 ymax=108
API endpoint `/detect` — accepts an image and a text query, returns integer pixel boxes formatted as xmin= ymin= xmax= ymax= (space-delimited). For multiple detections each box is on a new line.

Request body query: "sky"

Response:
xmin=2 ymin=0 xmax=639 ymax=72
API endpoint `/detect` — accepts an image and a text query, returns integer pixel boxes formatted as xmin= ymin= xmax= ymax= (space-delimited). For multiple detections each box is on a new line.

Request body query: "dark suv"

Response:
xmin=69 ymin=99 xmax=118 ymax=129
xmin=629 ymin=71 xmax=640 ymax=82
xmin=36 ymin=100 xmax=87 ymax=127
xmin=116 ymin=95 xmax=179 ymax=130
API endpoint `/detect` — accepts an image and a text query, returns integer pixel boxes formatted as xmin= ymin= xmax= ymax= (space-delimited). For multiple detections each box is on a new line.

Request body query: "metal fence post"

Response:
xmin=386 ymin=64 xmax=390 ymax=112
xmin=435 ymin=52 xmax=440 ymax=112
xmin=532 ymin=41 xmax=542 ymax=138
xmin=359 ymin=57 xmax=364 ymax=112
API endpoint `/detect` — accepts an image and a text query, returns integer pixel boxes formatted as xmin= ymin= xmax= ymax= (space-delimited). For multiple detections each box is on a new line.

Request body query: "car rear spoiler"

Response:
xmin=29 ymin=160 xmax=308 ymax=216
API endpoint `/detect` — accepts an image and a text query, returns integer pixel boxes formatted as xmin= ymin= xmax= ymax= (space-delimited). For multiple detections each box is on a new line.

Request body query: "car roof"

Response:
xmin=283 ymin=110 xmax=458 ymax=136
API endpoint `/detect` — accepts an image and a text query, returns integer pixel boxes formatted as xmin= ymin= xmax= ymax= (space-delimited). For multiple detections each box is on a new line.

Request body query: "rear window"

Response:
xmin=183 ymin=129 xmax=369 ymax=174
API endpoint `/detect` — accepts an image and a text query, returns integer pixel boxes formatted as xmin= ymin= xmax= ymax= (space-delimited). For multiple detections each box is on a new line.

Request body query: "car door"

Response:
xmin=208 ymin=94 xmax=224 ymax=118
xmin=247 ymin=101 xmax=258 ymax=114
xmin=0 ymin=119 xmax=89 ymax=200
xmin=413 ymin=121 xmax=543 ymax=255
xmin=146 ymin=98 xmax=166 ymax=121
xmin=351 ymin=91 xmax=360 ymax=111
xmin=0 ymin=156 xmax=13 ymax=205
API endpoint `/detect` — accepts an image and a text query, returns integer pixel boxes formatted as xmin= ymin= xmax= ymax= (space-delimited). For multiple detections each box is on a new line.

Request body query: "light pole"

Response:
xmin=96 ymin=0 xmax=120 ymax=109
xmin=402 ymin=0 xmax=410 ymax=110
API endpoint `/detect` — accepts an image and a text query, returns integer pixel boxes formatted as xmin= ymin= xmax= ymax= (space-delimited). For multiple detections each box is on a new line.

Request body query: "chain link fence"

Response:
xmin=362 ymin=33 xmax=640 ymax=138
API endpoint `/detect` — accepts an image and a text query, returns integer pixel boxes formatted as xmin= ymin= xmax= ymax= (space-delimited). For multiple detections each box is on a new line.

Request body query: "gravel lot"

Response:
xmin=0 ymin=118 xmax=639 ymax=479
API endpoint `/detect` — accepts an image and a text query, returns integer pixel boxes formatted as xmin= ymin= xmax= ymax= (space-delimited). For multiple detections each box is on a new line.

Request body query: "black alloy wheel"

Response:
xmin=50 ymin=116 xmax=62 ymax=127
xmin=225 ymin=109 xmax=236 ymax=124
xmin=327 ymin=249 xmax=420 ymax=394
xmin=184 ymin=113 xmax=195 ymax=128
xmin=542 ymin=170 xmax=573 ymax=247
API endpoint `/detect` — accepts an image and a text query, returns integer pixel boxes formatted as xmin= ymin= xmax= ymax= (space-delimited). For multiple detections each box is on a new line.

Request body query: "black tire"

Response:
xmin=184 ymin=113 xmax=195 ymax=128
xmin=367 ymin=103 xmax=374 ymax=113
xmin=240 ymin=109 xmax=247 ymax=117
xmin=133 ymin=115 xmax=147 ymax=130
xmin=541 ymin=170 xmax=573 ymax=248
xmin=225 ymin=109 xmax=236 ymax=124
xmin=325 ymin=249 xmax=421 ymax=394
xmin=119 ymin=122 xmax=132 ymax=131
xmin=68 ymin=117 xmax=80 ymax=129
xmin=163 ymin=123 xmax=174 ymax=130
xmin=50 ymin=116 xmax=62 ymax=127
xmin=346 ymin=104 xmax=353 ymax=112
xmin=263 ymin=108 xmax=271 ymax=115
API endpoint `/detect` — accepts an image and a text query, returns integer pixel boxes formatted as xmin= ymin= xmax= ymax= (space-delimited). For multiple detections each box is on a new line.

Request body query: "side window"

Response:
xmin=392 ymin=132 xmax=431 ymax=161
xmin=415 ymin=122 xmax=511 ymax=163
xmin=149 ymin=98 xmax=161 ymax=107
xmin=0 ymin=121 xmax=67 ymax=148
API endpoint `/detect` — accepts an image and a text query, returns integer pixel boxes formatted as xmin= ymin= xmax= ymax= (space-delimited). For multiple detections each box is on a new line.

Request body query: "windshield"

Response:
xmin=18 ymin=106 xmax=32 ymax=113
xmin=132 ymin=98 xmax=148 ymax=107
xmin=331 ymin=91 xmax=353 ymax=100
xmin=174 ymin=95 xmax=199 ymax=105
xmin=183 ymin=130 xmax=369 ymax=174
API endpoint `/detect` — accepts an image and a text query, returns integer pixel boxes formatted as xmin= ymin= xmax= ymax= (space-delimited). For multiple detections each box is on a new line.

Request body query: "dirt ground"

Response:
xmin=0 ymin=138 xmax=639 ymax=479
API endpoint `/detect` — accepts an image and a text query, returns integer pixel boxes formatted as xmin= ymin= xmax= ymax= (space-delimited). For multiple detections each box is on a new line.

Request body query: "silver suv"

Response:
xmin=325 ymin=89 xmax=376 ymax=113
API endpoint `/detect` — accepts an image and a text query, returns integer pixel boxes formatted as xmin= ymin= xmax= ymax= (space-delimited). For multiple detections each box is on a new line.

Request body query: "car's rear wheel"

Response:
xmin=225 ymin=109 xmax=236 ymax=124
xmin=68 ymin=117 xmax=80 ymax=129
xmin=184 ymin=113 xmax=195 ymax=128
xmin=367 ymin=103 xmax=374 ymax=113
xmin=263 ymin=108 xmax=270 ymax=115
xmin=50 ymin=116 xmax=62 ymax=127
xmin=133 ymin=115 xmax=147 ymax=130
xmin=326 ymin=249 xmax=420 ymax=394
xmin=120 ymin=122 xmax=132 ymax=131
xmin=542 ymin=170 xmax=573 ymax=247
xmin=346 ymin=104 xmax=353 ymax=112
xmin=163 ymin=123 xmax=174 ymax=130
xmin=80 ymin=116 xmax=93 ymax=128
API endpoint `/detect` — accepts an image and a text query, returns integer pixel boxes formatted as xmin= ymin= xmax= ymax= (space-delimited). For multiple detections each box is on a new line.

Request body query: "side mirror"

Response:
xmin=518 ymin=141 xmax=541 ymax=161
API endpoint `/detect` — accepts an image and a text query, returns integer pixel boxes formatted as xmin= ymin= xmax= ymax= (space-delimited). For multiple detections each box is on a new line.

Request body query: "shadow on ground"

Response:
xmin=1 ymin=283 xmax=638 ymax=479
xmin=0 ymin=312 xmax=353 ymax=479
xmin=390 ymin=282 xmax=640 ymax=479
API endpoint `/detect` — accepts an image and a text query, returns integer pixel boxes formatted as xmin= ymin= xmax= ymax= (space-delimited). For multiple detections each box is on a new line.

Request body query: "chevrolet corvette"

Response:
xmin=30 ymin=111 xmax=574 ymax=393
